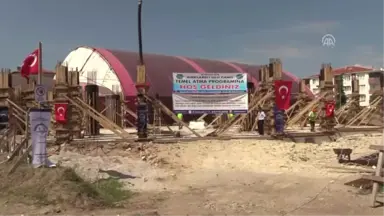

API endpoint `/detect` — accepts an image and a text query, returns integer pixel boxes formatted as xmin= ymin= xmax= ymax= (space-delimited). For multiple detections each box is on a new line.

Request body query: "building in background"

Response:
xmin=306 ymin=65 xmax=383 ymax=106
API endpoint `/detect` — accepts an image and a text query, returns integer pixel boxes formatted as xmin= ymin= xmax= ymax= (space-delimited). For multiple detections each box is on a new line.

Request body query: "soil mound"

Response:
xmin=0 ymin=164 xmax=132 ymax=212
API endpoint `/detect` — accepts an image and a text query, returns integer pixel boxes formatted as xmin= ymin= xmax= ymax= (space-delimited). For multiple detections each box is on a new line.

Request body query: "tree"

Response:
xmin=335 ymin=75 xmax=347 ymax=108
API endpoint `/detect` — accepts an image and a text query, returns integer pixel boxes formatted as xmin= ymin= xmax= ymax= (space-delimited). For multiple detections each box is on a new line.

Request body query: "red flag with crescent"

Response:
xmin=20 ymin=49 xmax=39 ymax=79
xmin=55 ymin=103 xmax=68 ymax=123
xmin=274 ymin=80 xmax=292 ymax=110
xmin=325 ymin=102 xmax=335 ymax=117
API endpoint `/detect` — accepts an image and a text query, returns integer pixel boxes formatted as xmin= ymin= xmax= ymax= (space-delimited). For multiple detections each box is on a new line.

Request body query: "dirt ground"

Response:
xmin=0 ymin=133 xmax=383 ymax=215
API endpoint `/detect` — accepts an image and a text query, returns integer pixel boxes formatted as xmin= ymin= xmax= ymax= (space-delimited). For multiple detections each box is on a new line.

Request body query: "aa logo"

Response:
xmin=322 ymin=34 xmax=336 ymax=48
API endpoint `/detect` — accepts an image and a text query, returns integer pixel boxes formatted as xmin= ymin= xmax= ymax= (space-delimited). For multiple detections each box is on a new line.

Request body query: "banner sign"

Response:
xmin=172 ymin=93 xmax=248 ymax=114
xmin=173 ymin=73 xmax=247 ymax=93
xmin=30 ymin=108 xmax=52 ymax=168
xmin=274 ymin=105 xmax=285 ymax=133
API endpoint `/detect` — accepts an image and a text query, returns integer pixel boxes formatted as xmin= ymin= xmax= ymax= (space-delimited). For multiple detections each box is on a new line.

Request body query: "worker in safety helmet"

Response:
xmin=227 ymin=111 xmax=234 ymax=120
xmin=177 ymin=113 xmax=183 ymax=129
xmin=308 ymin=108 xmax=317 ymax=132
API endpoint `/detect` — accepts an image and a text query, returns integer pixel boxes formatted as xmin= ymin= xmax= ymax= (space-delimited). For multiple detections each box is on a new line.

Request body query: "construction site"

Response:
xmin=0 ymin=55 xmax=383 ymax=215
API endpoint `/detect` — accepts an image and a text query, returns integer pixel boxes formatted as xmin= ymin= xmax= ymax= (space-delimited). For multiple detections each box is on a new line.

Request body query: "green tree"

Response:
xmin=335 ymin=75 xmax=347 ymax=108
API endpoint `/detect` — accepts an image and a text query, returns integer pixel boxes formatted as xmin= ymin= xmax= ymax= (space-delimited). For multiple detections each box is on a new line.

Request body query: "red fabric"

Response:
xmin=55 ymin=103 xmax=68 ymax=123
xmin=20 ymin=49 xmax=39 ymax=79
xmin=325 ymin=102 xmax=335 ymax=117
xmin=97 ymin=47 xmax=311 ymax=97
xmin=274 ymin=80 xmax=292 ymax=110
xmin=135 ymin=82 xmax=150 ymax=89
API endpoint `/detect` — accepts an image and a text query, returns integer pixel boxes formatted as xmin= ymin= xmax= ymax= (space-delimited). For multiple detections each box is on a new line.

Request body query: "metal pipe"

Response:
xmin=136 ymin=0 xmax=148 ymax=139
xmin=138 ymin=0 xmax=144 ymax=65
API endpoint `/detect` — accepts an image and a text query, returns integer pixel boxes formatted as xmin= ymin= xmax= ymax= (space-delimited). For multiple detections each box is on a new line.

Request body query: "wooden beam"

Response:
xmin=206 ymin=114 xmax=223 ymax=128
xmin=286 ymin=91 xmax=328 ymax=126
xmin=369 ymin=145 xmax=384 ymax=151
xmin=73 ymin=97 xmax=131 ymax=136
xmin=144 ymin=95 xmax=202 ymax=138
xmin=347 ymin=97 xmax=382 ymax=125
xmin=65 ymin=96 xmax=130 ymax=138
xmin=361 ymin=175 xmax=384 ymax=183
xmin=370 ymin=150 xmax=384 ymax=207
xmin=6 ymin=137 xmax=28 ymax=162
xmin=197 ymin=114 xmax=208 ymax=121
xmin=213 ymin=91 xmax=273 ymax=136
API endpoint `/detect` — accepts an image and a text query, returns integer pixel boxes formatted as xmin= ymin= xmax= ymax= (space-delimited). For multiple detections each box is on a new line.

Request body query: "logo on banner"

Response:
xmin=34 ymin=123 xmax=48 ymax=135
xmin=236 ymin=74 xmax=244 ymax=79
xmin=34 ymin=84 xmax=47 ymax=103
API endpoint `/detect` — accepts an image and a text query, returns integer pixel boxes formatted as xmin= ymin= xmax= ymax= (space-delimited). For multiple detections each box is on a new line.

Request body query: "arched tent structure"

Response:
xmin=62 ymin=46 xmax=312 ymax=103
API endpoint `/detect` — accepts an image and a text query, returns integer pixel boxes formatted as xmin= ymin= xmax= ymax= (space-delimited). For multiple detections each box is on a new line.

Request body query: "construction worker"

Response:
xmin=177 ymin=113 xmax=183 ymax=129
xmin=308 ymin=108 xmax=317 ymax=132
xmin=227 ymin=112 xmax=234 ymax=120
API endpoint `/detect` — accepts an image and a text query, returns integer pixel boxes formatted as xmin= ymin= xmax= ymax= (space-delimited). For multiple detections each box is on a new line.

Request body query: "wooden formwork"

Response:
xmin=0 ymin=68 xmax=31 ymax=174
xmin=237 ymin=59 xmax=282 ymax=134
xmin=104 ymin=94 xmax=123 ymax=127
xmin=240 ymin=65 xmax=269 ymax=132
xmin=337 ymin=78 xmax=361 ymax=124
xmin=337 ymin=72 xmax=383 ymax=127
xmin=0 ymin=69 xmax=15 ymax=152
xmin=286 ymin=64 xmax=336 ymax=131
xmin=318 ymin=64 xmax=336 ymax=130
xmin=285 ymin=79 xmax=312 ymax=128
xmin=54 ymin=65 xmax=82 ymax=144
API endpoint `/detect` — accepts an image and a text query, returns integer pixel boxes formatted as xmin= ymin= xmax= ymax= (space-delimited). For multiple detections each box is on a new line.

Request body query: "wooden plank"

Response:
xmin=212 ymin=91 xmax=273 ymax=136
xmin=347 ymin=97 xmax=382 ymax=125
xmin=325 ymin=165 xmax=376 ymax=173
xmin=144 ymin=95 xmax=202 ymax=138
xmin=122 ymin=103 xmax=138 ymax=119
xmin=370 ymin=150 xmax=384 ymax=207
xmin=361 ymin=174 xmax=384 ymax=183
xmin=286 ymin=91 xmax=328 ymax=126
xmin=71 ymin=96 xmax=131 ymax=137
xmin=6 ymin=99 xmax=27 ymax=115
xmin=7 ymin=137 xmax=28 ymax=162
xmin=206 ymin=114 xmax=222 ymax=128
xmin=74 ymin=97 xmax=128 ymax=134
xmin=65 ymin=97 xmax=128 ymax=138
xmin=369 ymin=145 xmax=384 ymax=151
xmin=197 ymin=114 xmax=207 ymax=121
xmin=7 ymin=142 xmax=31 ymax=175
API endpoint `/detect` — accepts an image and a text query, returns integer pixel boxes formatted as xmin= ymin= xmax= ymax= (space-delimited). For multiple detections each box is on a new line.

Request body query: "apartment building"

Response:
xmin=307 ymin=65 xmax=383 ymax=107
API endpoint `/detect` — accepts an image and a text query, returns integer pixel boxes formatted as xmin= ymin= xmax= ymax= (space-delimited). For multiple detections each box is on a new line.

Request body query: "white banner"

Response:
xmin=30 ymin=108 xmax=55 ymax=168
xmin=172 ymin=93 xmax=248 ymax=114
xmin=173 ymin=73 xmax=248 ymax=93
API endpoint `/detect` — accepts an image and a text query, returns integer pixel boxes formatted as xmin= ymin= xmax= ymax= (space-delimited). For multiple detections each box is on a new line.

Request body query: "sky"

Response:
xmin=0 ymin=0 xmax=383 ymax=77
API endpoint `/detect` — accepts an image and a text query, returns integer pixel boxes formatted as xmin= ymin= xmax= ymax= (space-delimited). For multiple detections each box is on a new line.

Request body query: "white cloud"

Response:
xmin=283 ymin=21 xmax=340 ymax=34
xmin=244 ymin=20 xmax=340 ymax=36
xmin=243 ymin=45 xmax=319 ymax=59
xmin=221 ymin=21 xmax=382 ymax=76
xmin=221 ymin=20 xmax=340 ymax=42
xmin=230 ymin=21 xmax=339 ymax=61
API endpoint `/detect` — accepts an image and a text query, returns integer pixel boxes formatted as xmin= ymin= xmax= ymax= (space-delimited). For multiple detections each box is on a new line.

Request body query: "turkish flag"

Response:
xmin=274 ymin=80 xmax=292 ymax=110
xmin=55 ymin=103 xmax=68 ymax=123
xmin=20 ymin=49 xmax=39 ymax=79
xmin=325 ymin=102 xmax=335 ymax=117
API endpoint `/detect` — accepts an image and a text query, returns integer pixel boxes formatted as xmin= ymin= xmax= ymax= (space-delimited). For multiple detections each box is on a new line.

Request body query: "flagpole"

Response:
xmin=38 ymin=42 xmax=43 ymax=85
xmin=38 ymin=42 xmax=43 ymax=108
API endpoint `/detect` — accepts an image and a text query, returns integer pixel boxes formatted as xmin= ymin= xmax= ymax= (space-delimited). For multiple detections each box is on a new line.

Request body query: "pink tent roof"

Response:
xmin=87 ymin=47 xmax=312 ymax=97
